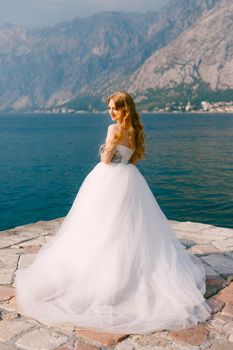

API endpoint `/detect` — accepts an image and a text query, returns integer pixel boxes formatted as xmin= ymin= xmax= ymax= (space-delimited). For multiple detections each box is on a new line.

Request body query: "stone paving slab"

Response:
xmin=0 ymin=285 xmax=15 ymax=301
xmin=76 ymin=328 xmax=128 ymax=346
xmin=15 ymin=328 xmax=68 ymax=350
xmin=0 ymin=319 xmax=34 ymax=342
xmin=0 ymin=218 xmax=232 ymax=350
xmin=200 ymin=254 xmax=233 ymax=277
xmin=211 ymin=238 xmax=233 ymax=251
xmin=190 ymin=243 xmax=220 ymax=254
xmin=0 ymin=272 xmax=14 ymax=285
xmin=1 ymin=297 xmax=20 ymax=313
xmin=18 ymin=253 xmax=37 ymax=269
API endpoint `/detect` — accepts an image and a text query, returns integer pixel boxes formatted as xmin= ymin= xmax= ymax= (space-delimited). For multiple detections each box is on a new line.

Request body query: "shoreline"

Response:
xmin=0 ymin=218 xmax=232 ymax=349
xmin=1 ymin=111 xmax=233 ymax=115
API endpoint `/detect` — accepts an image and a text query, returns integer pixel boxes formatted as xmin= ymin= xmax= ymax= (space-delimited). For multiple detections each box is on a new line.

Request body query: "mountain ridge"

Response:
xmin=0 ymin=0 xmax=231 ymax=111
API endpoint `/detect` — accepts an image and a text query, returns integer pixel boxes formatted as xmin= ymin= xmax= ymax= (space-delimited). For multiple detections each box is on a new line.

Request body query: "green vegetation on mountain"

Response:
xmin=137 ymin=83 xmax=233 ymax=111
xmin=64 ymin=95 xmax=106 ymax=111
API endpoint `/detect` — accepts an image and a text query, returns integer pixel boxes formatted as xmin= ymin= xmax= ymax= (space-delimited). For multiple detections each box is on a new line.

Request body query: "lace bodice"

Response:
xmin=112 ymin=144 xmax=135 ymax=163
xmin=99 ymin=144 xmax=135 ymax=164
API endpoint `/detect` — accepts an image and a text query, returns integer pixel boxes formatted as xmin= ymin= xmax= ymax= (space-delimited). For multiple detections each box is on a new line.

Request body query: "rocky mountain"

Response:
xmin=0 ymin=12 xmax=158 ymax=110
xmin=0 ymin=0 xmax=231 ymax=111
xmin=127 ymin=0 xmax=233 ymax=109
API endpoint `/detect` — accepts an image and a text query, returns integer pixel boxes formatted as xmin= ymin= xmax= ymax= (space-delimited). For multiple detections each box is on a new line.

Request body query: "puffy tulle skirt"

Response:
xmin=15 ymin=161 xmax=211 ymax=334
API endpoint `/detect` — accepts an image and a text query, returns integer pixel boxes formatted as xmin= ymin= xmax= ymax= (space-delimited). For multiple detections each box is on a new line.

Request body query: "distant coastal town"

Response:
xmin=31 ymin=100 xmax=233 ymax=114
xmin=151 ymin=101 xmax=233 ymax=113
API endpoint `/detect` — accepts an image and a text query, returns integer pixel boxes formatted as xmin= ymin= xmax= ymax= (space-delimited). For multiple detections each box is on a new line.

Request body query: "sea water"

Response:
xmin=0 ymin=112 xmax=232 ymax=231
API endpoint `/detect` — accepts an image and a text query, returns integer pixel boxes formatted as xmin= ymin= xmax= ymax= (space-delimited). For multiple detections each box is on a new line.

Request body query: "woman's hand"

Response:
xmin=100 ymin=144 xmax=115 ymax=164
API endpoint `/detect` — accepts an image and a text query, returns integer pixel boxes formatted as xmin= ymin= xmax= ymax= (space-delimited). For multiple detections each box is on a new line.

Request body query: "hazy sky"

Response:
xmin=0 ymin=0 xmax=169 ymax=27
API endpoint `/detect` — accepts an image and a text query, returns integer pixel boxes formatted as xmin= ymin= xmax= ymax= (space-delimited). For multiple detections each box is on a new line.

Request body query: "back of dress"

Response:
xmin=111 ymin=144 xmax=135 ymax=164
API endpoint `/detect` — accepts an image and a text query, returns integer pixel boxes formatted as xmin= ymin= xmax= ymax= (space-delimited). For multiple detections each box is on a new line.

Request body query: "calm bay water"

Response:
xmin=0 ymin=112 xmax=232 ymax=231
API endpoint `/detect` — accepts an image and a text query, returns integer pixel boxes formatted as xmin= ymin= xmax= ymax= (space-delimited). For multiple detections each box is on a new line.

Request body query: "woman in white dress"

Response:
xmin=15 ymin=91 xmax=212 ymax=334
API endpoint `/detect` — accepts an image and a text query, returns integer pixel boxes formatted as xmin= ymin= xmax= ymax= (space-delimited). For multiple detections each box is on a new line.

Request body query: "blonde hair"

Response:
xmin=107 ymin=91 xmax=145 ymax=164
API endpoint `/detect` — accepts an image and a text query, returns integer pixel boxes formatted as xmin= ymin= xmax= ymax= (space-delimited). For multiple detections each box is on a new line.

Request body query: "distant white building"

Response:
xmin=201 ymin=101 xmax=211 ymax=111
xmin=185 ymin=101 xmax=191 ymax=111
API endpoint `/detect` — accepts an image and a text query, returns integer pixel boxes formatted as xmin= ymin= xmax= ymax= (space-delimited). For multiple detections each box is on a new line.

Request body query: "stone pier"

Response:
xmin=0 ymin=218 xmax=232 ymax=350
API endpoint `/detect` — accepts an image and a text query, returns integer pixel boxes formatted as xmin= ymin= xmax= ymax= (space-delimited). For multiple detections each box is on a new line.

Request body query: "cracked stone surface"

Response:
xmin=0 ymin=218 xmax=232 ymax=350
xmin=0 ymin=319 xmax=34 ymax=342
xmin=15 ymin=328 xmax=68 ymax=350
xmin=200 ymin=254 xmax=233 ymax=276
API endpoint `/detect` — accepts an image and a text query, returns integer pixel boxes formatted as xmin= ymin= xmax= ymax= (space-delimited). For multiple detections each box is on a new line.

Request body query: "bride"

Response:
xmin=15 ymin=91 xmax=211 ymax=334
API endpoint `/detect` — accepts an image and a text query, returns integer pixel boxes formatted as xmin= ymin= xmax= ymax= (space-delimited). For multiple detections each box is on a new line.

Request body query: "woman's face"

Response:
xmin=108 ymin=99 xmax=125 ymax=123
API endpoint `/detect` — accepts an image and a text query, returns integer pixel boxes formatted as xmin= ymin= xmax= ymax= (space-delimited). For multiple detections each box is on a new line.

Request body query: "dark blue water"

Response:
xmin=0 ymin=112 xmax=232 ymax=231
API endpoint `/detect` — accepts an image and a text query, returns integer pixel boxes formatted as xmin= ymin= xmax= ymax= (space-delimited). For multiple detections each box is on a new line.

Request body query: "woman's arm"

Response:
xmin=100 ymin=124 xmax=117 ymax=164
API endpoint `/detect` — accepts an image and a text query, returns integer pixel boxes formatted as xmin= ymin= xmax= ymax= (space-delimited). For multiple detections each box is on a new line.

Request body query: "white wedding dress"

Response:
xmin=15 ymin=144 xmax=211 ymax=334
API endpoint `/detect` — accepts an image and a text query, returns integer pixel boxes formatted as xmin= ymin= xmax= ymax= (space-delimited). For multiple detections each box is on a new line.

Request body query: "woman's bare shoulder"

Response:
xmin=106 ymin=124 xmax=118 ymax=142
xmin=108 ymin=123 xmax=118 ymax=131
xmin=107 ymin=124 xmax=118 ymax=137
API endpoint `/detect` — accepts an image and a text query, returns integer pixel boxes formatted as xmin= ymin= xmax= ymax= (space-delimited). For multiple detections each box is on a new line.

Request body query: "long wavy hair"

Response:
xmin=107 ymin=91 xmax=145 ymax=164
